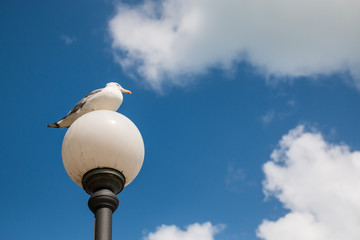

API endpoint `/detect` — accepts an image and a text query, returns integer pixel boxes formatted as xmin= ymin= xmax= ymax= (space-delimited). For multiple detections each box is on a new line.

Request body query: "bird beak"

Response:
xmin=121 ymin=89 xmax=132 ymax=94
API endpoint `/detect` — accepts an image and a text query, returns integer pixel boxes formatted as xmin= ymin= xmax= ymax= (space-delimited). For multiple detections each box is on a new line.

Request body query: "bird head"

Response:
xmin=107 ymin=82 xmax=132 ymax=94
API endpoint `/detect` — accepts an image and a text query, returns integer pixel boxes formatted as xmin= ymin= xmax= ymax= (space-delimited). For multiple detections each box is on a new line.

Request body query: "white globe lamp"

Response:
xmin=61 ymin=110 xmax=145 ymax=240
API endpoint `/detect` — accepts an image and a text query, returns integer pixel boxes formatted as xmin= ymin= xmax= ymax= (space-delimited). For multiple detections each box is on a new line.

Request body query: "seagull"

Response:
xmin=47 ymin=82 xmax=131 ymax=128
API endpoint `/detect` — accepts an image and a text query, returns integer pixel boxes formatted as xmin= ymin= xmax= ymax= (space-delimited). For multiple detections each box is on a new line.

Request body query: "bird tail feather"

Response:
xmin=47 ymin=122 xmax=60 ymax=128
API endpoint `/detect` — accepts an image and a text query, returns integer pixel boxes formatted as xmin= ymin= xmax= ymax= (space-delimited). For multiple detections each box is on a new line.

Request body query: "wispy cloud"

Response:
xmin=225 ymin=163 xmax=247 ymax=192
xmin=144 ymin=222 xmax=223 ymax=240
xmin=108 ymin=0 xmax=360 ymax=91
xmin=287 ymin=100 xmax=296 ymax=107
xmin=257 ymin=125 xmax=360 ymax=240
xmin=260 ymin=107 xmax=295 ymax=126
xmin=61 ymin=35 xmax=76 ymax=45
xmin=261 ymin=110 xmax=276 ymax=126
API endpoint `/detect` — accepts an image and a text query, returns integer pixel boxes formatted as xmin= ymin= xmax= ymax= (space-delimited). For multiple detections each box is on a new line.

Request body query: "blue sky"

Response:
xmin=1 ymin=0 xmax=360 ymax=240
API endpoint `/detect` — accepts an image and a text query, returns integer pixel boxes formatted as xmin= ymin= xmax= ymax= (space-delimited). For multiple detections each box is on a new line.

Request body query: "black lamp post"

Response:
xmin=61 ymin=111 xmax=145 ymax=240
xmin=83 ymin=168 xmax=125 ymax=240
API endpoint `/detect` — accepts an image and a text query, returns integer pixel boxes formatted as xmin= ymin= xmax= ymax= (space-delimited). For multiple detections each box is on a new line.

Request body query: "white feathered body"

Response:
xmin=47 ymin=83 xmax=129 ymax=128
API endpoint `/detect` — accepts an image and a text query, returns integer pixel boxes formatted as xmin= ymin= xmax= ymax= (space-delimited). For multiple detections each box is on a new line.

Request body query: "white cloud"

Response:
xmin=108 ymin=0 xmax=360 ymax=90
xmin=225 ymin=163 xmax=247 ymax=192
xmin=261 ymin=110 xmax=276 ymax=126
xmin=61 ymin=35 xmax=76 ymax=45
xmin=144 ymin=222 xmax=223 ymax=240
xmin=260 ymin=108 xmax=294 ymax=126
xmin=257 ymin=125 xmax=360 ymax=240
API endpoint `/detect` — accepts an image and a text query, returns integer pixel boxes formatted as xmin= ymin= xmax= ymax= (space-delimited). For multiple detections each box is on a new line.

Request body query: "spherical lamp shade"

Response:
xmin=62 ymin=110 xmax=145 ymax=188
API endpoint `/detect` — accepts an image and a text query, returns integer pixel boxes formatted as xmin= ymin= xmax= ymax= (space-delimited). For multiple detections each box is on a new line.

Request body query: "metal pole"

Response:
xmin=82 ymin=168 xmax=125 ymax=240
xmin=88 ymin=189 xmax=119 ymax=240
xmin=94 ymin=207 xmax=113 ymax=240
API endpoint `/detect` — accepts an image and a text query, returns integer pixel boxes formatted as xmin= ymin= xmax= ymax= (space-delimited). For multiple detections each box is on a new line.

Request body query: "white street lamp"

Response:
xmin=61 ymin=110 xmax=145 ymax=240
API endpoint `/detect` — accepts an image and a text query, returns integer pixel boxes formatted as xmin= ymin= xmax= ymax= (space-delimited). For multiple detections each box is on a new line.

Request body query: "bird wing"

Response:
xmin=68 ymin=89 xmax=102 ymax=115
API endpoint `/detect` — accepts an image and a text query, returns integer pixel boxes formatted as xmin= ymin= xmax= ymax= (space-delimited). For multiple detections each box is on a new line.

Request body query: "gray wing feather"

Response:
xmin=68 ymin=89 xmax=102 ymax=115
